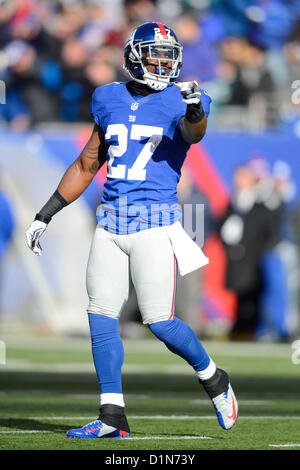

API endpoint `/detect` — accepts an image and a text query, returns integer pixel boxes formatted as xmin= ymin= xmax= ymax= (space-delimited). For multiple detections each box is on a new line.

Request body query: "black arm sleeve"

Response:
xmin=35 ymin=190 xmax=69 ymax=224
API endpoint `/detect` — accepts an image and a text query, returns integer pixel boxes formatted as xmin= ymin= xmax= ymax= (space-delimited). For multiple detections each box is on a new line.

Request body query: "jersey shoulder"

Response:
xmin=92 ymin=82 xmax=123 ymax=102
xmin=163 ymin=84 xmax=187 ymax=107
xmin=91 ymin=82 xmax=124 ymax=125
xmin=159 ymin=84 xmax=187 ymax=122
xmin=163 ymin=84 xmax=212 ymax=117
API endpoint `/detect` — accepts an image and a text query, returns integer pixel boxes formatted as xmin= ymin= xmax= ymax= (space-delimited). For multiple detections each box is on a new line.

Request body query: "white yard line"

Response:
xmin=129 ymin=415 xmax=300 ymax=420
xmin=117 ymin=436 xmax=215 ymax=440
xmin=1 ymin=415 xmax=300 ymax=421
xmin=269 ymin=444 xmax=300 ymax=448
xmin=0 ymin=430 xmax=54 ymax=434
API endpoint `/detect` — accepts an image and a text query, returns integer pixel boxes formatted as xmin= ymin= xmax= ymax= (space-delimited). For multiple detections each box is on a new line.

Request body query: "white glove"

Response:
xmin=26 ymin=219 xmax=48 ymax=256
xmin=174 ymin=80 xmax=201 ymax=105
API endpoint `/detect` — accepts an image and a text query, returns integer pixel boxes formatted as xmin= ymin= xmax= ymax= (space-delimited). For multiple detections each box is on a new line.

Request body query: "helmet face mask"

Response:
xmin=124 ymin=22 xmax=183 ymax=91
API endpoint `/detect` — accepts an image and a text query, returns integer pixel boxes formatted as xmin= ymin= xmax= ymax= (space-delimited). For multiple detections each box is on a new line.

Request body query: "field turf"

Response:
xmin=0 ymin=333 xmax=300 ymax=453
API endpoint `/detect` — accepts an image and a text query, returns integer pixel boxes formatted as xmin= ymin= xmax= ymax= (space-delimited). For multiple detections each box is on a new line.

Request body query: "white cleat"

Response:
xmin=212 ymin=382 xmax=238 ymax=430
xmin=199 ymin=368 xmax=238 ymax=430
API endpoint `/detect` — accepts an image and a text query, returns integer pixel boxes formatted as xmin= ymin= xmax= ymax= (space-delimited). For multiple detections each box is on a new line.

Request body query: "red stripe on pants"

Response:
xmin=168 ymin=254 xmax=176 ymax=320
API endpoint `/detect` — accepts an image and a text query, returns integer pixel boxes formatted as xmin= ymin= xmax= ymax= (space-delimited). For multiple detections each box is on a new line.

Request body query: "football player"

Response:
xmin=26 ymin=22 xmax=238 ymax=438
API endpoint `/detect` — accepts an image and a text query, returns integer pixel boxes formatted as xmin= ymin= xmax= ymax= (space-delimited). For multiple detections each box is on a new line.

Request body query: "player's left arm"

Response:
xmin=26 ymin=123 xmax=106 ymax=255
xmin=175 ymin=81 xmax=209 ymax=144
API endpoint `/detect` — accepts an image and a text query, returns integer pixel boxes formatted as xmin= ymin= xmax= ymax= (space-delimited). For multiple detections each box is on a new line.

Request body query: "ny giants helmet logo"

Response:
xmin=153 ymin=26 xmax=171 ymax=41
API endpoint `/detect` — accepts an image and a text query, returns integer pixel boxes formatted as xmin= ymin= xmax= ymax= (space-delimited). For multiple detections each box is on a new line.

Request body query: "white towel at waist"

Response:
xmin=165 ymin=221 xmax=209 ymax=276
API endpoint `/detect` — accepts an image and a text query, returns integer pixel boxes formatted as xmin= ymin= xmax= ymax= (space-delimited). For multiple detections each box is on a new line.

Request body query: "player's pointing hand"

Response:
xmin=174 ymin=81 xmax=202 ymax=105
xmin=26 ymin=219 xmax=48 ymax=256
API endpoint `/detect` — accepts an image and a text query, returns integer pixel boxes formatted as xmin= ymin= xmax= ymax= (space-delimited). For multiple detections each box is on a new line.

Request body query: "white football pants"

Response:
xmin=86 ymin=225 xmax=177 ymax=325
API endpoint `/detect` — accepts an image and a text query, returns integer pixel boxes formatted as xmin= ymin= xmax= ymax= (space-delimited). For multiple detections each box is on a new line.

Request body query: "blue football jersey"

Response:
xmin=91 ymin=82 xmax=211 ymax=234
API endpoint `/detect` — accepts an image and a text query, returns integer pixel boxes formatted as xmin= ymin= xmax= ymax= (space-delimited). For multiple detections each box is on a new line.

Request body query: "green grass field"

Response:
xmin=1 ymin=332 xmax=300 ymax=451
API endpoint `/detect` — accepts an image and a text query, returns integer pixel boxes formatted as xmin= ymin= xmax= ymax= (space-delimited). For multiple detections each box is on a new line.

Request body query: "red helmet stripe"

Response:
xmin=156 ymin=22 xmax=168 ymax=39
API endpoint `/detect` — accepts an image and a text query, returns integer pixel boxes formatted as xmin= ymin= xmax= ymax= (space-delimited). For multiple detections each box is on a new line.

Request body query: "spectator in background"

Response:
xmin=0 ymin=0 xmax=18 ymax=47
xmin=2 ymin=39 xmax=61 ymax=127
xmin=104 ymin=0 xmax=158 ymax=50
xmin=284 ymin=11 xmax=300 ymax=88
xmin=45 ymin=0 xmax=87 ymax=42
xmin=80 ymin=46 xmax=124 ymax=120
xmin=272 ymin=160 xmax=300 ymax=340
xmin=76 ymin=0 xmax=111 ymax=53
xmin=174 ymin=14 xmax=219 ymax=83
xmin=220 ymin=156 xmax=298 ymax=341
xmin=219 ymin=162 xmax=279 ymax=340
xmin=291 ymin=195 xmax=300 ymax=338
xmin=123 ymin=0 xmax=157 ymax=27
xmin=248 ymin=157 xmax=290 ymax=341
xmin=208 ymin=36 xmax=278 ymax=126
xmin=248 ymin=0 xmax=297 ymax=89
xmin=209 ymin=0 xmax=253 ymax=39
xmin=212 ymin=36 xmax=251 ymax=109
xmin=222 ymin=38 xmax=277 ymax=114
xmin=59 ymin=37 xmax=89 ymax=121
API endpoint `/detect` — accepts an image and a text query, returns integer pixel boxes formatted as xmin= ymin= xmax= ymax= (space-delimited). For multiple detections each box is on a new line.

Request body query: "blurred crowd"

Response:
xmin=0 ymin=0 xmax=300 ymax=130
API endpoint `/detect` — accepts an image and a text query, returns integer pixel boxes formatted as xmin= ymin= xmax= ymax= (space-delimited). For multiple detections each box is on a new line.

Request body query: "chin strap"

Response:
xmin=142 ymin=78 xmax=169 ymax=91
xmin=133 ymin=73 xmax=170 ymax=91
xmin=124 ymin=64 xmax=170 ymax=91
xmin=144 ymin=78 xmax=169 ymax=91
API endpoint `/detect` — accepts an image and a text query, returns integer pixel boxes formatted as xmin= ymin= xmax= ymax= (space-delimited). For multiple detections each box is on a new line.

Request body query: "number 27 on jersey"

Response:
xmin=105 ymin=123 xmax=163 ymax=181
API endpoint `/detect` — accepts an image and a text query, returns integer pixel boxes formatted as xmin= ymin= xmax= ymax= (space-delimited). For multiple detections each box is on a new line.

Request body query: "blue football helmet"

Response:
xmin=124 ymin=22 xmax=183 ymax=91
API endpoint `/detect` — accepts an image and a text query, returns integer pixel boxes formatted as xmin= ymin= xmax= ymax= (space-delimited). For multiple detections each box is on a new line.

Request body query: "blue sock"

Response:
xmin=148 ymin=317 xmax=210 ymax=371
xmin=88 ymin=313 xmax=124 ymax=394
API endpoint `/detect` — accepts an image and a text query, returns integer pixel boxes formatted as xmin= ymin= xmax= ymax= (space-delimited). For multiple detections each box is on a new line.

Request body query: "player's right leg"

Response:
xmin=129 ymin=226 xmax=238 ymax=430
xmin=67 ymin=227 xmax=131 ymax=439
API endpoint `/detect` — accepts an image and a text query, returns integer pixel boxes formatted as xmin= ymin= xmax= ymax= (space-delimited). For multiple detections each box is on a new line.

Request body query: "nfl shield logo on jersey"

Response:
xmin=131 ymin=102 xmax=139 ymax=111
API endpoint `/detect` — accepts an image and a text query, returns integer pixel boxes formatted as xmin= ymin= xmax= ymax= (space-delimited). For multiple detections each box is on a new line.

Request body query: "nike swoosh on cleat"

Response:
xmin=86 ymin=427 xmax=101 ymax=433
xmin=227 ymin=394 xmax=237 ymax=421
